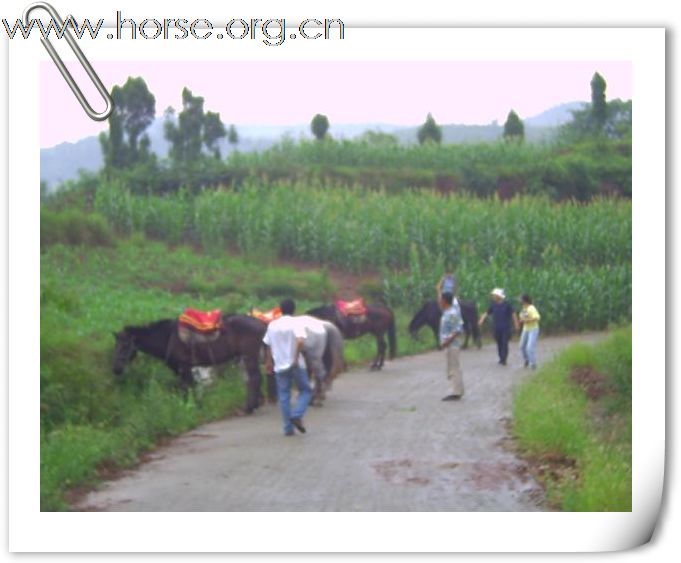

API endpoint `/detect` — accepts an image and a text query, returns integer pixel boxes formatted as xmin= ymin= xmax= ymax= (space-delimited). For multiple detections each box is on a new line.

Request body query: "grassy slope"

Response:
xmin=40 ymin=232 xmax=435 ymax=510
xmin=512 ymin=327 xmax=632 ymax=511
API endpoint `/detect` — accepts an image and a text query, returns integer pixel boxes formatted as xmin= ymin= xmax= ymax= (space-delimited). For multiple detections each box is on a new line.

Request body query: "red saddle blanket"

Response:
xmin=336 ymin=298 xmax=367 ymax=317
xmin=250 ymin=307 xmax=282 ymax=324
xmin=178 ymin=308 xmax=222 ymax=333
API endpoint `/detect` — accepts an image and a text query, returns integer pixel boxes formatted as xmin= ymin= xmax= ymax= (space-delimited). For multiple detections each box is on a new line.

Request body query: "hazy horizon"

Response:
xmin=41 ymin=60 xmax=631 ymax=148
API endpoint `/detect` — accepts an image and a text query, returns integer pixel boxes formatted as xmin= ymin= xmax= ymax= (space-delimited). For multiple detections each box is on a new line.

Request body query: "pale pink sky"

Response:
xmin=41 ymin=60 xmax=631 ymax=148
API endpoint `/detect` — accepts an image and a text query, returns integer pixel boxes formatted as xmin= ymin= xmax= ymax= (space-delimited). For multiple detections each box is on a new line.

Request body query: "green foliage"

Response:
xmin=41 ymin=208 xmax=114 ymax=249
xmin=417 ymin=113 xmax=442 ymax=145
xmin=227 ymin=124 xmax=239 ymax=146
xmin=591 ymin=72 xmax=608 ymax=130
xmin=99 ymin=77 xmax=156 ymax=170
xmin=513 ymin=327 xmax=632 ymax=510
xmin=311 ymin=113 xmax=330 ymax=141
xmin=503 ymin=109 xmax=525 ymax=141
xmin=88 ymin=182 xmax=631 ymax=332
xmin=203 ymin=111 xmax=227 ymax=158
xmin=359 ymin=130 xmax=399 ymax=146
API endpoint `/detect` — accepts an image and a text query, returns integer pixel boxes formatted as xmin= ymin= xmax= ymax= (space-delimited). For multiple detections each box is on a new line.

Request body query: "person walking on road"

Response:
xmin=518 ymin=293 xmax=541 ymax=369
xmin=263 ymin=299 xmax=312 ymax=436
xmin=478 ymin=288 xmax=519 ymax=366
xmin=439 ymin=292 xmax=464 ymax=401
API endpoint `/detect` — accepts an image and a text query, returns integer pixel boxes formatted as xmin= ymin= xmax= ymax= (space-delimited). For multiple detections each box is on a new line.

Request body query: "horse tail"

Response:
xmin=387 ymin=313 xmax=397 ymax=359
xmin=323 ymin=321 xmax=345 ymax=381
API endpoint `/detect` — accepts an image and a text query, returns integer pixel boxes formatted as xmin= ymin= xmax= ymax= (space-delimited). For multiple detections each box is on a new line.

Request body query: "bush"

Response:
xmin=41 ymin=209 xmax=113 ymax=249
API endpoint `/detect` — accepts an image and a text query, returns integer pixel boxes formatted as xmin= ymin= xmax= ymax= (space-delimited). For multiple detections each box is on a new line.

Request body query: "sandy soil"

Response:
xmin=75 ymin=333 xmax=603 ymax=512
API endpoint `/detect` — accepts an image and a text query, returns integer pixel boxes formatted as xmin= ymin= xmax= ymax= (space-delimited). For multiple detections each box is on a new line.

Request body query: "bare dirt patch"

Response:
xmin=372 ymin=459 xmax=432 ymax=486
xmin=570 ymin=366 xmax=613 ymax=401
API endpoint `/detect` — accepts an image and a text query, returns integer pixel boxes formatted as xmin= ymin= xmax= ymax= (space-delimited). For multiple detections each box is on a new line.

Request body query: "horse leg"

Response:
xmin=462 ymin=321 xmax=470 ymax=350
xmin=266 ymin=372 xmax=278 ymax=404
xmin=432 ymin=326 xmax=441 ymax=350
xmin=372 ymin=334 xmax=386 ymax=370
xmin=178 ymin=365 xmax=194 ymax=401
xmin=243 ymin=357 xmax=262 ymax=414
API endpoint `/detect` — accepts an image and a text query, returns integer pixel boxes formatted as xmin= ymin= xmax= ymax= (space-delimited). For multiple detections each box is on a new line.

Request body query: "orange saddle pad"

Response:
xmin=250 ymin=307 xmax=283 ymax=324
xmin=178 ymin=308 xmax=222 ymax=333
xmin=336 ymin=298 xmax=367 ymax=317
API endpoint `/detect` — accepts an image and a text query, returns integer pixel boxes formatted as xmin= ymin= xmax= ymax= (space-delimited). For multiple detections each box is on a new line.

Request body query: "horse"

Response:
xmin=112 ymin=315 xmax=268 ymax=413
xmin=408 ymin=299 xmax=482 ymax=350
xmin=294 ymin=315 xmax=345 ymax=406
xmin=307 ymin=303 xmax=396 ymax=370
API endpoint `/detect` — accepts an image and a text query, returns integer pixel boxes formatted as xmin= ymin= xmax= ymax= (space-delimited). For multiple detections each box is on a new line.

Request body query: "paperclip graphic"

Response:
xmin=23 ymin=1 xmax=113 ymax=121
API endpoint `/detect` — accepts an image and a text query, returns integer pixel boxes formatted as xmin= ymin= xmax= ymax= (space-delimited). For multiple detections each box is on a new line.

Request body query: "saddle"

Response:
xmin=336 ymin=298 xmax=367 ymax=323
xmin=250 ymin=307 xmax=282 ymax=324
xmin=178 ymin=308 xmax=222 ymax=344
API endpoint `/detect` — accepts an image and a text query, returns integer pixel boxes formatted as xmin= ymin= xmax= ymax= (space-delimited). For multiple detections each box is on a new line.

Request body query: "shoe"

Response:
xmin=284 ymin=430 xmax=295 ymax=436
xmin=524 ymin=360 xmax=529 ymax=368
xmin=441 ymin=395 xmax=462 ymax=401
xmin=291 ymin=417 xmax=306 ymax=433
xmin=499 ymin=360 xmax=507 ymax=366
xmin=530 ymin=364 xmax=537 ymax=370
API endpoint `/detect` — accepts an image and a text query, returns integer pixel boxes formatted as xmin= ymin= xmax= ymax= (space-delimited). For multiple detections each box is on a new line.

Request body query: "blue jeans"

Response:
xmin=520 ymin=328 xmax=539 ymax=366
xmin=275 ymin=366 xmax=312 ymax=434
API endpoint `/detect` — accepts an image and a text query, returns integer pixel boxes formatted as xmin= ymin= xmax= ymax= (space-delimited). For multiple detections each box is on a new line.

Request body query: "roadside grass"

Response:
xmin=512 ymin=326 xmax=632 ymax=511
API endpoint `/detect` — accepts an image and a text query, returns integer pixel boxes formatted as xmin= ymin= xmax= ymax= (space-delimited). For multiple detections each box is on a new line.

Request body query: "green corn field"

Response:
xmin=93 ymin=181 xmax=631 ymax=332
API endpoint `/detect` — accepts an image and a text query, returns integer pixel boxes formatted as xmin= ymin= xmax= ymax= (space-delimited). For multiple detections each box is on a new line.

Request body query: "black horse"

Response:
xmin=307 ymin=304 xmax=396 ymax=370
xmin=408 ymin=300 xmax=481 ymax=350
xmin=113 ymin=315 xmax=269 ymax=413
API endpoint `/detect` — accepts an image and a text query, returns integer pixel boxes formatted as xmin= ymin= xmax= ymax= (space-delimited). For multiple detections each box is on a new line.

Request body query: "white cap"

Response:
xmin=491 ymin=288 xmax=506 ymax=299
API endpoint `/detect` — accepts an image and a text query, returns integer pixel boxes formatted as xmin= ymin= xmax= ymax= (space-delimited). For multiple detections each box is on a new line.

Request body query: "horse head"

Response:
xmin=408 ymin=304 xmax=428 ymax=339
xmin=112 ymin=329 xmax=138 ymax=376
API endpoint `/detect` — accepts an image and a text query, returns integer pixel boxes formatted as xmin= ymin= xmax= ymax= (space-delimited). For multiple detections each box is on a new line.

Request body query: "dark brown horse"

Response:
xmin=112 ymin=315 xmax=270 ymax=413
xmin=307 ymin=304 xmax=396 ymax=370
xmin=409 ymin=299 xmax=482 ymax=350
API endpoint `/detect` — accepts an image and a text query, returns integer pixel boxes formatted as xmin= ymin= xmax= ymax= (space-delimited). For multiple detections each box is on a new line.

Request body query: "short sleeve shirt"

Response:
xmin=487 ymin=301 xmax=515 ymax=331
xmin=263 ymin=315 xmax=307 ymax=373
xmin=439 ymin=304 xmax=463 ymax=349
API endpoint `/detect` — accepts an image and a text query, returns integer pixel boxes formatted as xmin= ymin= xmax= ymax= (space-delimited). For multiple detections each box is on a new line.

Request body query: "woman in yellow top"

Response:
xmin=518 ymin=294 xmax=541 ymax=369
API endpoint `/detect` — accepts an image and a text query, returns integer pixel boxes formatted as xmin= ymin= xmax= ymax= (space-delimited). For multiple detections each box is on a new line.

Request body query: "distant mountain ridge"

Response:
xmin=41 ymin=101 xmax=585 ymax=189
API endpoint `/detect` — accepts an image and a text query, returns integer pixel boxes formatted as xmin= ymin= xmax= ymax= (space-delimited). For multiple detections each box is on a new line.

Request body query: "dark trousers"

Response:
xmin=494 ymin=328 xmax=511 ymax=364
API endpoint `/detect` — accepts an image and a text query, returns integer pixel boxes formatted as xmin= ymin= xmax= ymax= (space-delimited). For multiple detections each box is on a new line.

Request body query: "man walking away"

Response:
xmin=263 ymin=299 xmax=312 ymax=436
xmin=439 ymin=292 xmax=464 ymax=401
xmin=478 ymin=288 xmax=519 ymax=366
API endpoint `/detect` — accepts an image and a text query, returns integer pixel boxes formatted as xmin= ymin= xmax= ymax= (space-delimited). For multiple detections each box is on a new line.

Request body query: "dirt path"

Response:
xmin=75 ymin=333 xmax=603 ymax=512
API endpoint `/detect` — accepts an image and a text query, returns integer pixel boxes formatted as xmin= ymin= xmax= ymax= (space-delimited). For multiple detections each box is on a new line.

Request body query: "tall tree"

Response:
xmin=99 ymin=76 xmax=155 ymax=170
xmin=203 ymin=111 xmax=227 ymax=159
xmin=559 ymin=73 xmax=631 ymax=142
xmin=227 ymin=124 xmax=239 ymax=146
xmin=503 ymin=109 xmax=525 ymax=141
xmin=417 ymin=113 xmax=442 ymax=145
xmin=591 ymin=72 xmax=608 ymax=131
xmin=311 ymin=114 xmax=330 ymax=141
xmin=164 ymin=88 xmax=226 ymax=163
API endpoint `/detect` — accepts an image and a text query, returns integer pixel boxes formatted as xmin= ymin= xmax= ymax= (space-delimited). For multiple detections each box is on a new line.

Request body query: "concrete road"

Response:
xmin=75 ymin=333 xmax=602 ymax=511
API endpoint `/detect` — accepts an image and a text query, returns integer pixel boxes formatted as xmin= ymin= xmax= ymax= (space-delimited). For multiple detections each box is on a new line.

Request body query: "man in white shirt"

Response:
xmin=263 ymin=299 xmax=312 ymax=436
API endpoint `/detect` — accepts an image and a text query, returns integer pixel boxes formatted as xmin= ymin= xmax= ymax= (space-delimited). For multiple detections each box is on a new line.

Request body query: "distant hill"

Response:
xmin=40 ymin=102 xmax=585 ymax=190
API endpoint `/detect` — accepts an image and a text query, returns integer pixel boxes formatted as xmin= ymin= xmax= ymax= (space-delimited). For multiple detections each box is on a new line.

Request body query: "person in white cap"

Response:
xmin=478 ymin=288 xmax=519 ymax=365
